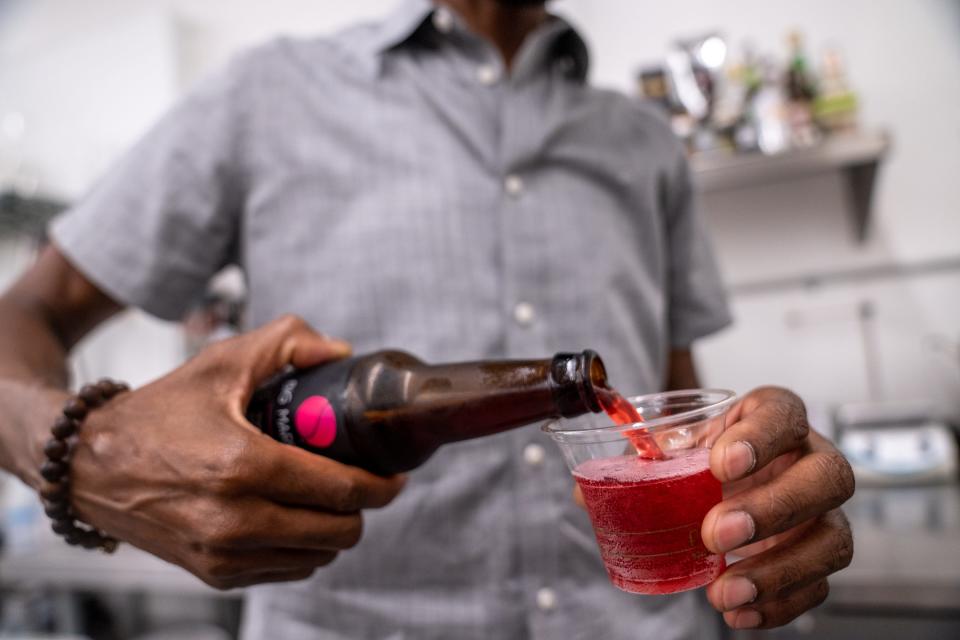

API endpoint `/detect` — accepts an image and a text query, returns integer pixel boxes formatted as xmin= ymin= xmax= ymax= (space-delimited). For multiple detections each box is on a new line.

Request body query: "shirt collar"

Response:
xmin=357 ymin=0 xmax=590 ymax=82
xmin=360 ymin=0 xmax=435 ymax=63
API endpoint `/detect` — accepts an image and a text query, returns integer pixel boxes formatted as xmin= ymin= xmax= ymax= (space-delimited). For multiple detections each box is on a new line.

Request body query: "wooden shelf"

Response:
xmin=691 ymin=130 xmax=891 ymax=242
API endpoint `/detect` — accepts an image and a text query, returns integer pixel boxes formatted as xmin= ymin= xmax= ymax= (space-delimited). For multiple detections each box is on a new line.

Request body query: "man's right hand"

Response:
xmin=67 ymin=315 xmax=406 ymax=590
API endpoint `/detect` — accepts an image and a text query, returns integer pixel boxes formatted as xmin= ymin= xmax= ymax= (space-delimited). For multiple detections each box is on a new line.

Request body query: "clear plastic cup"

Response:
xmin=543 ymin=389 xmax=736 ymax=595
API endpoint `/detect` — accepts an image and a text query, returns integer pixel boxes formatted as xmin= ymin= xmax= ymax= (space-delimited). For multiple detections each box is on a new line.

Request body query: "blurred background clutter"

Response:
xmin=1 ymin=1 xmax=958 ymax=639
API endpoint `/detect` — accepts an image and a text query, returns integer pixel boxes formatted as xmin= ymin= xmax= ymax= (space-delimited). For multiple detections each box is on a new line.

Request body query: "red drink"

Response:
xmin=597 ymin=388 xmax=664 ymax=459
xmin=573 ymin=448 xmax=724 ymax=594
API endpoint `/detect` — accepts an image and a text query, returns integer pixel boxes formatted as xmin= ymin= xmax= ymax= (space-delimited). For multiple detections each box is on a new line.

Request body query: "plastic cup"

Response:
xmin=543 ymin=389 xmax=736 ymax=595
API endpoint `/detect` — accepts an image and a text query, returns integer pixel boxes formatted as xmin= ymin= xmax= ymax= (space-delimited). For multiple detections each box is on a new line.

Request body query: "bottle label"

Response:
xmin=269 ymin=377 xmax=299 ymax=445
xmin=294 ymin=395 xmax=338 ymax=448
xmin=255 ymin=357 xmax=359 ymax=465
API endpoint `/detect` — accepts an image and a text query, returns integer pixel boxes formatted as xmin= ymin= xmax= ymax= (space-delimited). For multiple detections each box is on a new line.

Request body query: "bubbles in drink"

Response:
xmin=573 ymin=448 xmax=724 ymax=594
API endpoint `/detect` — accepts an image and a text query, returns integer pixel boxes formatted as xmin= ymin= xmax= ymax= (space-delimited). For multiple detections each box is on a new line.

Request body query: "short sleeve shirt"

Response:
xmin=50 ymin=1 xmax=731 ymax=638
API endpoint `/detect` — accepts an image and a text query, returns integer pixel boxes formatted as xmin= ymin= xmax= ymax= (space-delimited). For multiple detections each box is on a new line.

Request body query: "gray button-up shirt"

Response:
xmin=52 ymin=1 xmax=731 ymax=638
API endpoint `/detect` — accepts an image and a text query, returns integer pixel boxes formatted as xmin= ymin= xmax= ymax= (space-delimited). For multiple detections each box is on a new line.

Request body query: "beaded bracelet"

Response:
xmin=38 ymin=379 xmax=129 ymax=553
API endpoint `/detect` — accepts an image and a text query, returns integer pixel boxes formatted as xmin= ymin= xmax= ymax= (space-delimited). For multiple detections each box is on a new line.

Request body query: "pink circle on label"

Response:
xmin=294 ymin=395 xmax=338 ymax=448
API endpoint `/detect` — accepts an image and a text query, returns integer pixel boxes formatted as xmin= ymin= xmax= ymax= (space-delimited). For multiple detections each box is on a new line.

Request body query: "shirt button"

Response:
xmin=477 ymin=64 xmax=500 ymax=86
xmin=432 ymin=8 xmax=453 ymax=33
xmin=523 ymin=443 xmax=545 ymax=466
xmin=536 ymin=587 xmax=557 ymax=612
xmin=513 ymin=302 xmax=535 ymax=327
xmin=504 ymin=174 xmax=524 ymax=197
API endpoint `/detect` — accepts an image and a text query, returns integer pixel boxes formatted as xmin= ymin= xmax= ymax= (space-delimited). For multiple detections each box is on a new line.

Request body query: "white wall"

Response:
xmin=561 ymin=0 xmax=960 ymax=415
xmin=1 ymin=0 xmax=958 ymax=413
xmin=0 ymin=3 xmax=179 ymax=198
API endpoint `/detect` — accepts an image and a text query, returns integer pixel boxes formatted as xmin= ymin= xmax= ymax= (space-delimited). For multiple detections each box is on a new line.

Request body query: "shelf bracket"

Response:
xmin=844 ymin=160 xmax=880 ymax=243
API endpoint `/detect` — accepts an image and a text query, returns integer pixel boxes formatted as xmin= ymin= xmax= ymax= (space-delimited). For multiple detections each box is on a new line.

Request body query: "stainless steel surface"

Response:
xmin=3 ymin=467 xmax=957 ymax=639
xmin=732 ymin=483 xmax=960 ymax=639
xmin=1 ymin=539 xmax=235 ymax=598
xmin=839 ymin=418 xmax=959 ymax=487
xmin=832 ymin=483 xmax=960 ymax=610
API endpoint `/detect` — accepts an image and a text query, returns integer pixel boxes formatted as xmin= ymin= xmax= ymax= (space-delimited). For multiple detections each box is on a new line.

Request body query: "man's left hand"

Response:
xmin=702 ymin=386 xmax=855 ymax=630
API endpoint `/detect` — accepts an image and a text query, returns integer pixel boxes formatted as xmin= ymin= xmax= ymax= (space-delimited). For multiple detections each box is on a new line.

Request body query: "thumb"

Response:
xmin=237 ymin=314 xmax=352 ymax=388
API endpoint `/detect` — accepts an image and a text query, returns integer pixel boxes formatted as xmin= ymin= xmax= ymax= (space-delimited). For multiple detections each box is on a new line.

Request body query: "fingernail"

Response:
xmin=732 ymin=609 xmax=762 ymax=629
xmin=722 ymin=577 xmax=757 ymax=610
xmin=715 ymin=510 xmax=755 ymax=552
xmin=328 ymin=340 xmax=353 ymax=356
xmin=723 ymin=441 xmax=756 ymax=479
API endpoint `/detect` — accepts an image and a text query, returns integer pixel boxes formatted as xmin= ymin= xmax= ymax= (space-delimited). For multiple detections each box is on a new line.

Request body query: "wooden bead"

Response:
xmin=78 ymin=384 xmax=104 ymax=406
xmin=100 ymin=537 xmax=119 ymax=554
xmin=44 ymin=381 xmax=126 ymax=554
xmin=43 ymin=500 xmax=70 ymax=520
xmin=96 ymin=379 xmax=117 ymax=396
xmin=51 ymin=518 xmax=77 ymax=535
xmin=43 ymin=438 xmax=69 ymax=460
xmin=51 ymin=416 xmax=77 ymax=439
xmin=40 ymin=480 xmax=70 ymax=502
xmin=40 ymin=460 xmax=67 ymax=482
xmin=64 ymin=530 xmax=84 ymax=546
xmin=78 ymin=533 xmax=103 ymax=550
xmin=63 ymin=398 xmax=88 ymax=420
xmin=106 ymin=384 xmax=127 ymax=399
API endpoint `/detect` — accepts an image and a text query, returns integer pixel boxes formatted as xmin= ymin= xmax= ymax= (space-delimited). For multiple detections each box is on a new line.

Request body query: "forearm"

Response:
xmin=0 ymin=294 xmax=72 ymax=489
xmin=665 ymin=347 xmax=700 ymax=391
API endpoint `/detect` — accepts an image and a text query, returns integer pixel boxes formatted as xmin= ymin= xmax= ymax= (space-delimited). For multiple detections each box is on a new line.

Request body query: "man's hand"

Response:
xmin=68 ymin=314 xmax=406 ymax=590
xmin=702 ymin=387 xmax=855 ymax=629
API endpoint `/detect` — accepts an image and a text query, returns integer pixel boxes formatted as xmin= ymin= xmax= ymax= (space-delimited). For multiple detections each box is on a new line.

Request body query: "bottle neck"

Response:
xmin=360 ymin=350 xmax=607 ymax=447
xmin=549 ymin=350 xmax=606 ymax=417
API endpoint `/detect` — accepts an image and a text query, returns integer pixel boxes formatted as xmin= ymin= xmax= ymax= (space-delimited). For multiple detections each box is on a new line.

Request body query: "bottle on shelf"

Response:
xmin=814 ymin=48 xmax=859 ymax=133
xmin=785 ymin=30 xmax=820 ymax=147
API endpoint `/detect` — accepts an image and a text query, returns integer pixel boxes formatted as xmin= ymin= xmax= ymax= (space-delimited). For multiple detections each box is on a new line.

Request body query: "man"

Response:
xmin=0 ymin=0 xmax=854 ymax=638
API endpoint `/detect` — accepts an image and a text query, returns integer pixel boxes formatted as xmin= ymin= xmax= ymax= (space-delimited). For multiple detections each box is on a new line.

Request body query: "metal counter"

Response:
xmin=4 ymin=484 xmax=959 ymax=639
xmin=736 ymin=482 xmax=960 ymax=639
xmin=1 ymin=539 xmax=230 ymax=597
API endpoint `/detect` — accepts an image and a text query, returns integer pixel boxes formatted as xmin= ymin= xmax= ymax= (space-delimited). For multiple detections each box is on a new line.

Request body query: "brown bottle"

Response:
xmin=246 ymin=350 xmax=608 ymax=475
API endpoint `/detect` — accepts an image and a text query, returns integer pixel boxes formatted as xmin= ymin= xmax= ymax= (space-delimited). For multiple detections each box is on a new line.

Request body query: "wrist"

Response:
xmin=0 ymin=380 xmax=70 ymax=491
xmin=40 ymin=379 xmax=128 ymax=552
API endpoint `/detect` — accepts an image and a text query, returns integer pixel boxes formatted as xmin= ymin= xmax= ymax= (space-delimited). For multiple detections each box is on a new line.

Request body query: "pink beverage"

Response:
xmin=596 ymin=388 xmax=664 ymax=459
xmin=573 ymin=448 xmax=724 ymax=595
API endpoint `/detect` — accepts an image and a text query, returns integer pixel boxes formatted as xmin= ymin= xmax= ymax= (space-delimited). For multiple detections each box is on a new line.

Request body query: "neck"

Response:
xmin=437 ymin=0 xmax=548 ymax=69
